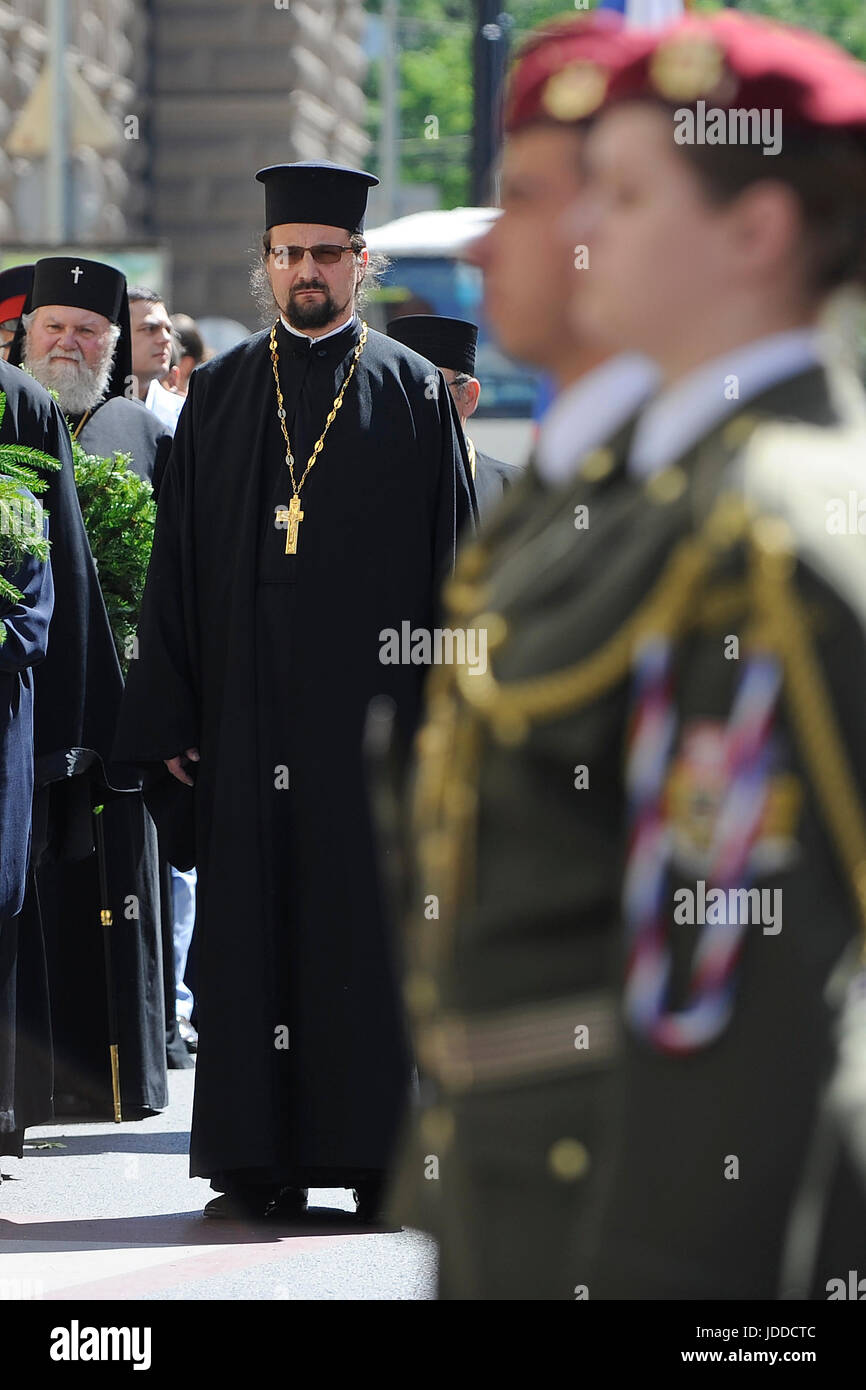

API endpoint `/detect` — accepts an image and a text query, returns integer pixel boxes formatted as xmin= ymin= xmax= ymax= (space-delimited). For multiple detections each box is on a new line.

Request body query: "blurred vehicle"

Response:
xmin=196 ymin=316 xmax=252 ymax=357
xmin=365 ymin=207 xmax=541 ymax=466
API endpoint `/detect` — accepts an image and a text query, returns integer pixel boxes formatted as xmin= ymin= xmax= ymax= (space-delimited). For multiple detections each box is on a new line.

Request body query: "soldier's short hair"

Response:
xmin=679 ymin=129 xmax=866 ymax=295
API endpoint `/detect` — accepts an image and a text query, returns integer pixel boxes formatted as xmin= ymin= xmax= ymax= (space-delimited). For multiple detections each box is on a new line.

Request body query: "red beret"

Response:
xmin=504 ymin=13 xmax=655 ymax=132
xmin=0 ymin=262 xmax=32 ymax=326
xmin=0 ymin=293 xmax=26 ymax=325
xmin=606 ymin=12 xmax=866 ymax=133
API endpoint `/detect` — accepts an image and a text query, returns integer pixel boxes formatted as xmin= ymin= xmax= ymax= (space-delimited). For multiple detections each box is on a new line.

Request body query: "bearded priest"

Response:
xmin=9 ymin=257 xmax=171 ymax=1120
xmin=9 ymin=257 xmax=172 ymax=486
xmin=115 ymin=160 xmax=476 ymax=1222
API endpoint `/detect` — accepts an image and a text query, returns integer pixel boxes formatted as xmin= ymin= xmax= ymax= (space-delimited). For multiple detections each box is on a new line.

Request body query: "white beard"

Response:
xmin=22 ymin=336 xmax=117 ymax=416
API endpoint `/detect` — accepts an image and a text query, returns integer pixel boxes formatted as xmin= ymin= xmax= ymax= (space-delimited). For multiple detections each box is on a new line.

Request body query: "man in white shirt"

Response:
xmin=129 ymin=287 xmax=185 ymax=432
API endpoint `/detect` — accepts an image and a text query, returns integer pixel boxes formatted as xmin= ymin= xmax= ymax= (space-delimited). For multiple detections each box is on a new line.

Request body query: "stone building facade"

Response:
xmin=0 ymin=0 xmax=370 ymax=325
xmin=150 ymin=0 xmax=369 ymax=325
xmin=0 ymin=0 xmax=143 ymax=243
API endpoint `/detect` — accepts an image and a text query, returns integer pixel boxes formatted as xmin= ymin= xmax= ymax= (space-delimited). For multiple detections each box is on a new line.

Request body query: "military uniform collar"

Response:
xmin=628 ymin=328 xmax=825 ymax=480
xmin=535 ymin=353 xmax=659 ymax=487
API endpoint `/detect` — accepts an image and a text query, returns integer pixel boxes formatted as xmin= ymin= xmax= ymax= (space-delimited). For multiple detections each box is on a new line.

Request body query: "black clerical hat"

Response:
xmin=29 ymin=257 xmax=127 ymax=322
xmin=387 ymin=315 xmax=479 ymax=376
xmin=8 ymin=255 xmax=133 ymax=400
xmin=256 ymin=160 xmax=379 ymax=234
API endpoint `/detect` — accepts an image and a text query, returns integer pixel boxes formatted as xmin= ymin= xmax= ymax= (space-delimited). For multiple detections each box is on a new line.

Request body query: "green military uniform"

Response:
xmin=388 ymin=360 xmax=866 ymax=1299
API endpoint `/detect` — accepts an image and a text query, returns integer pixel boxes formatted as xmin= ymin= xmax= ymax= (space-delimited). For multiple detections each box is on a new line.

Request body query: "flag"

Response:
xmin=596 ymin=0 xmax=687 ymax=27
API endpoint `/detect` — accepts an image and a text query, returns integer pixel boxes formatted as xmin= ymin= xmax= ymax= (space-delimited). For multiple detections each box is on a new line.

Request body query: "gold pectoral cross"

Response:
xmin=276 ymin=495 xmax=304 ymax=555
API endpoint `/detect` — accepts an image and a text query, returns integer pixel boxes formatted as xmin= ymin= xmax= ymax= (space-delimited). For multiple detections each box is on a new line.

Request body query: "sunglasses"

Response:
xmin=268 ymin=244 xmax=355 ymax=266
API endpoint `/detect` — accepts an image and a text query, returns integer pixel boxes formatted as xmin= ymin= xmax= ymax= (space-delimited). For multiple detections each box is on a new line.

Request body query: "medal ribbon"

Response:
xmin=622 ymin=636 xmax=782 ymax=1053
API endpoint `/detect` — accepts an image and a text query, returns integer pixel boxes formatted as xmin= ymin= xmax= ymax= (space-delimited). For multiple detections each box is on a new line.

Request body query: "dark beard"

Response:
xmin=284 ymin=283 xmax=344 ymax=329
xmin=250 ymin=257 xmax=370 ymax=328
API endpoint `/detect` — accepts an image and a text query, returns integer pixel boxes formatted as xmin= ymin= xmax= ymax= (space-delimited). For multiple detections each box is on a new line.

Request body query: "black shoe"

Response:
xmin=121 ymin=1105 xmax=164 ymax=1121
xmin=352 ymin=1179 xmax=386 ymax=1223
xmin=202 ymin=1189 xmax=278 ymax=1221
xmin=268 ymin=1186 xmax=309 ymax=1221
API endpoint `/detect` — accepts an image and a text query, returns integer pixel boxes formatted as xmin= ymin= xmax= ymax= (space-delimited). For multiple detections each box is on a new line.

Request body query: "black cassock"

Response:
xmin=40 ymin=394 xmax=169 ymax=1116
xmin=0 ymin=361 xmax=121 ymax=1155
xmin=472 ymin=448 xmax=523 ymax=524
xmin=0 ymin=361 xmax=164 ymax=1152
xmin=0 ymin=529 xmax=53 ymax=1148
xmin=115 ymin=317 xmax=475 ymax=1187
xmin=73 ymin=396 xmax=173 ymax=486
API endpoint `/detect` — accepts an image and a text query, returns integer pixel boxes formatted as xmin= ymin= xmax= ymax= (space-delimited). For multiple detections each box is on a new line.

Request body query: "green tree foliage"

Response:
xmin=71 ymin=439 xmax=156 ymax=673
xmin=364 ymin=2 xmax=575 ymax=208
xmin=364 ymin=1 xmax=866 ymax=210
xmin=4 ymin=373 xmax=157 ymax=667
xmin=0 ymin=389 xmax=60 ymax=630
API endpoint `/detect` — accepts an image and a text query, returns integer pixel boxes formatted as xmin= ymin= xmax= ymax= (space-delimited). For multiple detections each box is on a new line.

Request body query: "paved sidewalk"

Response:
xmin=0 ymin=1071 xmax=435 ymax=1300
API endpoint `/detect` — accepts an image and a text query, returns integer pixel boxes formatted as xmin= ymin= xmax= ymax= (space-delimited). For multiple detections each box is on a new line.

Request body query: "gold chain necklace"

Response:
xmin=269 ymin=318 xmax=368 ymax=555
xmin=72 ymin=408 xmax=92 ymax=440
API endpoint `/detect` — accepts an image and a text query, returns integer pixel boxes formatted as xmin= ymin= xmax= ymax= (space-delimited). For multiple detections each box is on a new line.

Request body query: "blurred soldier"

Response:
xmin=0 ymin=264 xmax=33 ymax=360
xmin=387 ymin=13 xmax=658 ymax=1299
xmin=387 ymin=315 xmax=522 ymax=520
xmin=563 ymin=10 xmax=866 ymax=1299
xmin=396 ymin=10 xmax=866 ymax=1300
xmin=465 ymin=17 xmax=658 ymax=497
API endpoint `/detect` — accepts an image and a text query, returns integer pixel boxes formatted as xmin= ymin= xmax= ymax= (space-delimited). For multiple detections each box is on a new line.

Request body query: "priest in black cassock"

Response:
xmin=9 ymin=260 xmax=169 ymax=1118
xmin=9 ymin=257 xmax=173 ymax=486
xmin=0 ymin=355 xmax=125 ymax=1157
xmin=114 ymin=160 xmax=476 ymax=1221
xmin=387 ymin=314 xmax=522 ymax=520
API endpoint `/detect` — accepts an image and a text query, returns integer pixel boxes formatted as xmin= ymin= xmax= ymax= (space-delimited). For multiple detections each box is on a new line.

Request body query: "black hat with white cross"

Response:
xmin=8 ymin=255 xmax=133 ymax=400
xmin=28 ymin=257 xmax=128 ymax=323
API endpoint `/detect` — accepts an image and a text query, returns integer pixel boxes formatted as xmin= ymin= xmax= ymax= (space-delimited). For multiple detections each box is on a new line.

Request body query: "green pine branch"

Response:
xmin=71 ymin=437 xmax=156 ymax=674
xmin=0 ymin=389 xmax=61 ymax=646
